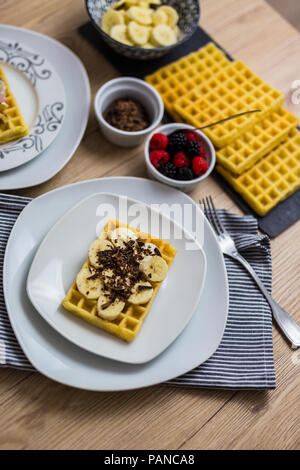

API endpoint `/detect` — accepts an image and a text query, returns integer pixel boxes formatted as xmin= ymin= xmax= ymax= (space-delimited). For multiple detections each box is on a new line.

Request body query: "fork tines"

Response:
xmin=200 ymin=196 xmax=227 ymax=236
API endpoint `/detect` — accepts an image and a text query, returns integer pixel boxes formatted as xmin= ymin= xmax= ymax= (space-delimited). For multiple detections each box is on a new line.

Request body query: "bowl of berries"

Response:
xmin=145 ymin=123 xmax=216 ymax=192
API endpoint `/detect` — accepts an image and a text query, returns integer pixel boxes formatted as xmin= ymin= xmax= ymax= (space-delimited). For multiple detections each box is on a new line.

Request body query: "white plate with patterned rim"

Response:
xmin=0 ymin=39 xmax=66 ymax=172
xmin=4 ymin=177 xmax=229 ymax=391
xmin=0 ymin=25 xmax=90 ymax=189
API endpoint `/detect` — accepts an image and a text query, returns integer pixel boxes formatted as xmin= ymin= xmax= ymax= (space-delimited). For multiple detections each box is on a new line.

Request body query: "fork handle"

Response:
xmin=229 ymin=252 xmax=300 ymax=348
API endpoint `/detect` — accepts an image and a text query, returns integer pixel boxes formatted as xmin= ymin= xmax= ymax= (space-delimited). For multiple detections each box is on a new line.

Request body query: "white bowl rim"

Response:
xmin=94 ymin=77 xmax=164 ymax=137
xmin=145 ymin=123 xmax=216 ymax=186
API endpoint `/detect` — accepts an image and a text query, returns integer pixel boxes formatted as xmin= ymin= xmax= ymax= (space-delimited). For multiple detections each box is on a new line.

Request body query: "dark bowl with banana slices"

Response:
xmin=86 ymin=0 xmax=200 ymax=60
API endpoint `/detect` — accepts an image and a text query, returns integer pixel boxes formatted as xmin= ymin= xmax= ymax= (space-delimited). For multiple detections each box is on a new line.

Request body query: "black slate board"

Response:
xmin=79 ymin=22 xmax=300 ymax=238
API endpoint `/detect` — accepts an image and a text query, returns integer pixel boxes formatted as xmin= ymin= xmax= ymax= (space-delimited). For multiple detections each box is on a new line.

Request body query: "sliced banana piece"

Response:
xmin=159 ymin=5 xmax=179 ymax=27
xmin=88 ymin=238 xmax=114 ymax=268
xmin=110 ymin=24 xmax=134 ymax=45
xmin=97 ymin=288 xmax=125 ymax=321
xmin=152 ymin=9 xmax=167 ymax=25
xmin=125 ymin=0 xmax=139 ymax=6
xmin=141 ymin=42 xmax=155 ymax=49
xmin=128 ymin=21 xmax=150 ymax=45
xmin=151 ymin=24 xmax=177 ymax=47
xmin=120 ymin=10 xmax=130 ymax=24
xmin=173 ymin=25 xmax=181 ymax=39
xmin=128 ymin=281 xmax=154 ymax=305
xmin=101 ymin=9 xmax=124 ymax=34
xmin=109 ymin=227 xmax=138 ymax=248
xmin=140 ymin=255 xmax=168 ymax=282
xmin=76 ymin=265 xmax=103 ymax=300
xmin=127 ymin=6 xmax=153 ymax=25
xmin=139 ymin=1 xmax=150 ymax=8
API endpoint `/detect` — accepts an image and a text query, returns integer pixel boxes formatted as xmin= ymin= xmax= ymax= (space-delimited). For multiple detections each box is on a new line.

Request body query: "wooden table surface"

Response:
xmin=1 ymin=0 xmax=300 ymax=450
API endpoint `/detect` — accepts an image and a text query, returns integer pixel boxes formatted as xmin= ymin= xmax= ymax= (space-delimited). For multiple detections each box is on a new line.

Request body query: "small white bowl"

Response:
xmin=145 ymin=123 xmax=216 ymax=193
xmin=94 ymin=77 xmax=164 ymax=148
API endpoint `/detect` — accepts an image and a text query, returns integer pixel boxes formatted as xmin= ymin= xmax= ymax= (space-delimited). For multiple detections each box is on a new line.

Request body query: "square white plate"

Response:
xmin=27 ymin=193 xmax=206 ymax=364
xmin=4 ymin=177 xmax=228 ymax=391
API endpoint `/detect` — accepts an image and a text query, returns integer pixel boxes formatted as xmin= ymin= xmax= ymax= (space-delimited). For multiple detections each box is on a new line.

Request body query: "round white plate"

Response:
xmin=27 ymin=193 xmax=207 ymax=364
xmin=4 ymin=177 xmax=229 ymax=391
xmin=0 ymin=39 xmax=65 ymax=172
xmin=0 ymin=25 xmax=90 ymax=189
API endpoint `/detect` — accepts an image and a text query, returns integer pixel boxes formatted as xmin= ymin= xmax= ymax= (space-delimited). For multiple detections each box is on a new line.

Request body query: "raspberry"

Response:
xmin=186 ymin=141 xmax=201 ymax=158
xmin=158 ymin=162 xmax=177 ymax=179
xmin=176 ymin=167 xmax=194 ymax=181
xmin=150 ymin=150 xmax=169 ymax=169
xmin=168 ymin=131 xmax=187 ymax=154
xmin=192 ymin=156 xmax=209 ymax=176
xmin=198 ymin=145 xmax=206 ymax=159
xmin=173 ymin=152 xmax=190 ymax=168
xmin=149 ymin=133 xmax=169 ymax=151
xmin=184 ymin=130 xmax=201 ymax=143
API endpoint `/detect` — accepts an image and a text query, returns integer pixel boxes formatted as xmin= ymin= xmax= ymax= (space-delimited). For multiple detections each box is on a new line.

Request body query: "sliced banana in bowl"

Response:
xmin=152 ymin=9 xmax=168 ymax=26
xmin=99 ymin=0 xmax=181 ymax=50
xmin=151 ymin=24 xmax=177 ymax=47
xmin=141 ymin=42 xmax=155 ymax=49
xmin=128 ymin=21 xmax=150 ymax=45
xmin=101 ymin=9 xmax=125 ymax=34
xmin=159 ymin=5 xmax=179 ymax=27
xmin=127 ymin=6 xmax=153 ymax=25
xmin=110 ymin=24 xmax=134 ymax=45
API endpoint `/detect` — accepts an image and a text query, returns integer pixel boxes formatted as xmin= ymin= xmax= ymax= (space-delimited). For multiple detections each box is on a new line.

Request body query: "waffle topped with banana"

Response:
xmin=0 ymin=64 xmax=29 ymax=144
xmin=0 ymin=79 xmax=8 ymax=123
xmin=62 ymin=219 xmax=177 ymax=342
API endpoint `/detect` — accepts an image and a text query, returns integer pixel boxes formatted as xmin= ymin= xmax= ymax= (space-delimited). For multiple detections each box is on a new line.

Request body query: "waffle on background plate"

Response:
xmin=62 ymin=219 xmax=177 ymax=342
xmin=145 ymin=43 xmax=300 ymax=216
xmin=0 ymin=64 xmax=29 ymax=145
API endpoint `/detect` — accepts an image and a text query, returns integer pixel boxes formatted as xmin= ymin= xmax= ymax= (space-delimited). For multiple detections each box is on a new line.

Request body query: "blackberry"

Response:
xmin=176 ymin=167 xmax=195 ymax=181
xmin=186 ymin=141 xmax=200 ymax=158
xmin=167 ymin=131 xmax=187 ymax=154
xmin=158 ymin=162 xmax=177 ymax=179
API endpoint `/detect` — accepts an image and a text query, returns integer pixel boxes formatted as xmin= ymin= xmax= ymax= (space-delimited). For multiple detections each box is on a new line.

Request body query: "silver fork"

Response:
xmin=201 ymin=196 xmax=300 ymax=349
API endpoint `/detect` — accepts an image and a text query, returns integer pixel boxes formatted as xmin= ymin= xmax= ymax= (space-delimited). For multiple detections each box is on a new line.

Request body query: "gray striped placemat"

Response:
xmin=0 ymin=194 xmax=276 ymax=388
xmin=0 ymin=194 xmax=32 ymax=370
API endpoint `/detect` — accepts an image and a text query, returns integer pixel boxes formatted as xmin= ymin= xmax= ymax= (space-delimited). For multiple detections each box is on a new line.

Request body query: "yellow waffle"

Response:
xmin=62 ymin=219 xmax=177 ymax=342
xmin=0 ymin=64 xmax=29 ymax=145
xmin=145 ymin=42 xmax=231 ymax=120
xmin=217 ymin=129 xmax=300 ymax=216
xmin=173 ymin=60 xmax=284 ymax=148
xmin=216 ymin=108 xmax=299 ymax=175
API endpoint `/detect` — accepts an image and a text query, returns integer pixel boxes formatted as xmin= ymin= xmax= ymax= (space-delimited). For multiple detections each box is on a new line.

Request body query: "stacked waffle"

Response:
xmin=146 ymin=43 xmax=300 ymax=216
